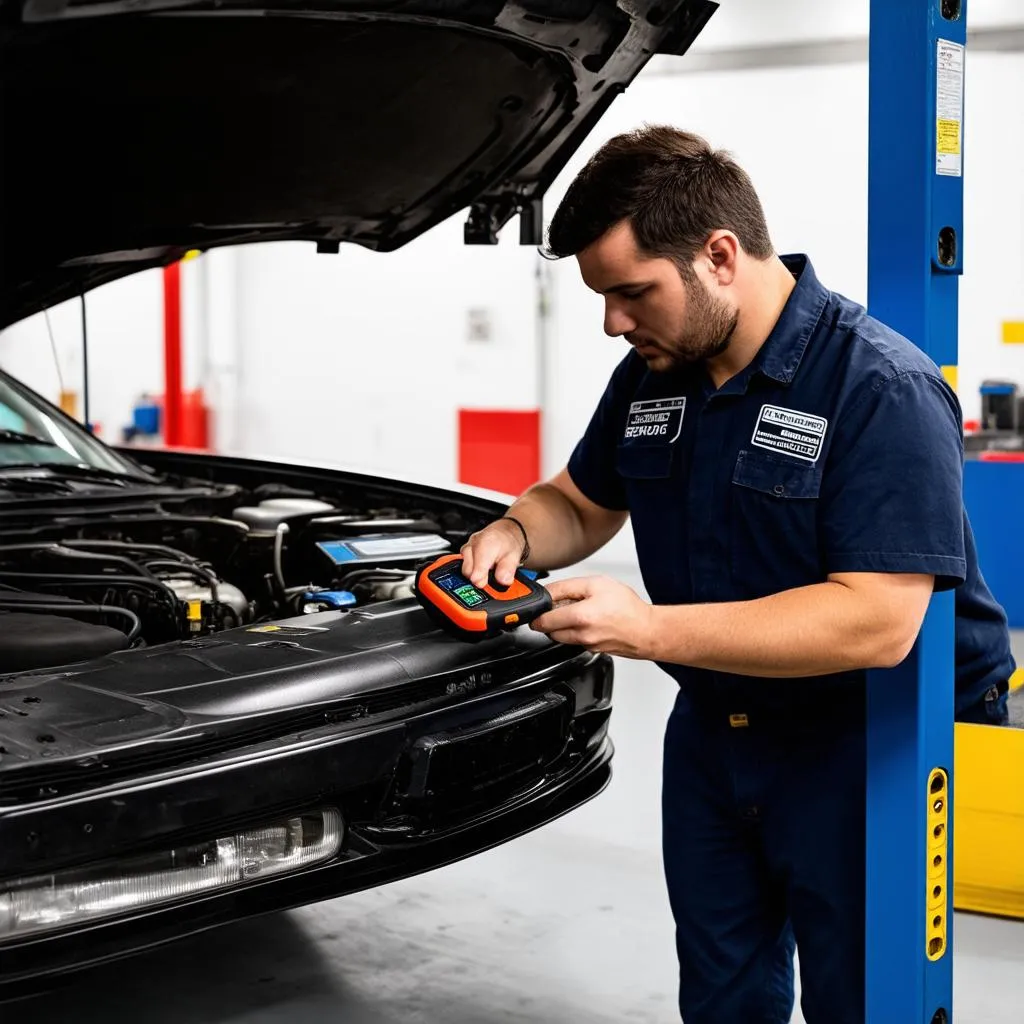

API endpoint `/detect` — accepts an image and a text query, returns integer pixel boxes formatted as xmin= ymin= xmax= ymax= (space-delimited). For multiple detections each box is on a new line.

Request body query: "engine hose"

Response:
xmin=273 ymin=523 xmax=289 ymax=598
xmin=335 ymin=567 xmax=409 ymax=588
xmin=0 ymin=600 xmax=143 ymax=642
xmin=0 ymin=571 xmax=178 ymax=615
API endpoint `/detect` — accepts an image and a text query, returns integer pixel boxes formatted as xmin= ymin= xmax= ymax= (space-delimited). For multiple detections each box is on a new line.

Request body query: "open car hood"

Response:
xmin=0 ymin=0 xmax=717 ymax=330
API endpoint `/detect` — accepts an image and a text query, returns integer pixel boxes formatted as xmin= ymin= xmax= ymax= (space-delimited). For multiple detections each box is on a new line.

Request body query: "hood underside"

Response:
xmin=0 ymin=0 xmax=716 ymax=330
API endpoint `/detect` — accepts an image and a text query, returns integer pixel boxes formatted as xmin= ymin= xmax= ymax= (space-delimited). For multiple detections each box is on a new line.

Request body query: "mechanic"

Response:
xmin=460 ymin=126 xmax=1015 ymax=1024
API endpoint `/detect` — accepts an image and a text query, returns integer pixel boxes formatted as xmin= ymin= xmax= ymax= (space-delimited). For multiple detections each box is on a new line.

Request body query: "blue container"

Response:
xmin=964 ymin=458 xmax=1024 ymax=628
xmin=132 ymin=401 xmax=160 ymax=436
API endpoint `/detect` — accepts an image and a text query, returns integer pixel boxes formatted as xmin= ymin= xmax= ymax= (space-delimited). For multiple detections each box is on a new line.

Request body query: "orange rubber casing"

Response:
xmin=413 ymin=553 xmax=550 ymax=640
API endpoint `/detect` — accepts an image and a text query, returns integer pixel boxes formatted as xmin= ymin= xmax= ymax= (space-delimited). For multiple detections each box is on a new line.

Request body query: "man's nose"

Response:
xmin=604 ymin=302 xmax=636 ymax=338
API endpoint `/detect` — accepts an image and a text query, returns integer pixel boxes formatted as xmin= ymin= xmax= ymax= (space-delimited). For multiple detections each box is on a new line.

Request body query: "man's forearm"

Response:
xmin=647 ymin=580 xmax=919 ymax=677
xmin=504 ymin=483 xmax=605 ymax=570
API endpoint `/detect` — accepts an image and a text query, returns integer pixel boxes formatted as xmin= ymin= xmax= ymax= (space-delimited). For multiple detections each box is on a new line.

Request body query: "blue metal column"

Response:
xmin=866 ymin=1 xmax=965 ymax=1021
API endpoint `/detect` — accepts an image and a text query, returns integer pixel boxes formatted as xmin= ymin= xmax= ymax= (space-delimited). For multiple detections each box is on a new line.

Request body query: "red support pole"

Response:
xmin=163 ymin=261 xmax=183 ymax=447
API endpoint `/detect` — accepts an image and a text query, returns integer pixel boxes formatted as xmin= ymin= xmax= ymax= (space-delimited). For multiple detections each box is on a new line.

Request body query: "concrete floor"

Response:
xmin=16 ymin=565 xmax=1024 ymax=1023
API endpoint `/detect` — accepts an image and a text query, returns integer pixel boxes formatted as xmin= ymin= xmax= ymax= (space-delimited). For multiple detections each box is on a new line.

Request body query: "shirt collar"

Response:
xmin=752 ymin=254 xmax=830 ymax=386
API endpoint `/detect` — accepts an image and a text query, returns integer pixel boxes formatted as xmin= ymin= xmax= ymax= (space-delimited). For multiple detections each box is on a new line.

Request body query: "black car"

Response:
xmin=0 ymin=0 xmax=716 ymax=997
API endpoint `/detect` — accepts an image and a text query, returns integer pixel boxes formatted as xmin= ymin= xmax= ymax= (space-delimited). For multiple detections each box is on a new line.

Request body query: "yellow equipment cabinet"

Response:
xmin=953 ymin=678 xmax=1024 ymax=919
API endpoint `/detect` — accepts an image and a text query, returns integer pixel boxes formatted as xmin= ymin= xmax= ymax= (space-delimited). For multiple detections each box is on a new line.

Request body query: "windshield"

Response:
xmin=0 ymin=371 xmax=151 ymax=477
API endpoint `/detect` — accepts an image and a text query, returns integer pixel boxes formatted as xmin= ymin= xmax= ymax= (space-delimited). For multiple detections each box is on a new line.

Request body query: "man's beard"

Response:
xmin=629 ymin=276 xmax=738 ymax=372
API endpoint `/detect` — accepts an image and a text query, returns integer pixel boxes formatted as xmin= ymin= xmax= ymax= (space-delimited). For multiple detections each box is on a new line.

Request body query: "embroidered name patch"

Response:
xmin=751 ymin=404 xmax=828 ymax=462
xmin=624 ymin=397 xmax=685 ymax=441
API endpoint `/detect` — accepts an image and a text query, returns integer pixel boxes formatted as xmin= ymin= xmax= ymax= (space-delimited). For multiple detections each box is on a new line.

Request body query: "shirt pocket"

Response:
xmin=729 ymin=450 xmax=824 ymax=598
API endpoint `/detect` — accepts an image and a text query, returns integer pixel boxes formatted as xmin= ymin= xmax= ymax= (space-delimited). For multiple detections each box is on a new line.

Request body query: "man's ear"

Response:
xmin=705 ymin=232 xmax=739 ymax=286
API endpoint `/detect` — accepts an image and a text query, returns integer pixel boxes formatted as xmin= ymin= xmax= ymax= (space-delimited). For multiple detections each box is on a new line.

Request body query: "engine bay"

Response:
xmin=0 ymin=471 xmax=491 ymax=673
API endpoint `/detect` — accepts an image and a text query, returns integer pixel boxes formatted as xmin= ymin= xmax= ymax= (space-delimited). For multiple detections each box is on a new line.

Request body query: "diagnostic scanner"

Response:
xmin=413 ymin=553 xmax=552 ymax=641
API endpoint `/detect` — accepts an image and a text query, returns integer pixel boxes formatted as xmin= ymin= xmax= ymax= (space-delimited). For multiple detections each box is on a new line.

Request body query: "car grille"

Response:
xmin=388 ymin=687 xmax=576 ymax=825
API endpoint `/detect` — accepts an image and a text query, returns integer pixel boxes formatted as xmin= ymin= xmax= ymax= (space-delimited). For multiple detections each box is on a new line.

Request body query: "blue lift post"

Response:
xmin=866 ymin=0 xmax=965 ymax=1021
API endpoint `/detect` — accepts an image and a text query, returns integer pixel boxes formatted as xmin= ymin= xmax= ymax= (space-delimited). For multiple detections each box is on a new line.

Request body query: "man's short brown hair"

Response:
xmin=544 ymin=125 xmax=774 ymax=271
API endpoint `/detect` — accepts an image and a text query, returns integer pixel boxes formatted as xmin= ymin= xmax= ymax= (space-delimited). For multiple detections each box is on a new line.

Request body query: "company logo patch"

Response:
xmin=751 ymin=405 xmax=828 ymax=462
xmin=624 ymin=397 xmax=685 ymax=442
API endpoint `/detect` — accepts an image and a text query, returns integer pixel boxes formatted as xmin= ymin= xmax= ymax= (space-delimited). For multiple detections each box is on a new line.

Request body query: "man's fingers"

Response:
xmin=495 ymin=552 xmax=520 ymax=587
xmin=531 ymin=600 xmax=586 ymax=635
xmin=547 ymin=629 xmax=587 ymax=647
xmin=532 ymin=577 xmax=596 ymax=631
xmin=468 ymin=556 xmax=493 ymax=588
xmin=543 ymin=577 xmax=594 ymax=605
xmin=463 ymin=540 xmax=498 ymax=587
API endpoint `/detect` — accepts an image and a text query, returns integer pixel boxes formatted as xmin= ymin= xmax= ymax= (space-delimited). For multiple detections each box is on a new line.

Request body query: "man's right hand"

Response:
xmin=460 ymin=518 xmax=527 ymax=589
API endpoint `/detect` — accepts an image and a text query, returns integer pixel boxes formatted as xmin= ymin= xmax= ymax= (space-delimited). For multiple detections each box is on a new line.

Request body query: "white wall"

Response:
xmin=0 ymin=256 xmax=209 ymax=444
xmin=958 ymin=53 xmax=1024 ymax=410
xmin=228 ymin=214 xmax=539 ymax=483
xmin=688 ymin=0 xmax=868 ymax=51
xmin=687 ymin=0 xmax=1024 ymax=52
xmin=0 ymin=270 xmax=165 ymax=441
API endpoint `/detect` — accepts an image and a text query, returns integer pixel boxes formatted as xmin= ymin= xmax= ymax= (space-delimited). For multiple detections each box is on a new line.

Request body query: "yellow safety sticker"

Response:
xmin=936 ymin=119 xmax=960 ymax=155
xmin=936 ymin=40 xmax=964 ymax=177
xmin=246 ymin=624 xmax=329 ymax=637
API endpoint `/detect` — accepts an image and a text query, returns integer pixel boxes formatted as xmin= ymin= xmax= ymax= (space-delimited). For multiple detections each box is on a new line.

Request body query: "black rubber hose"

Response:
xmin=62 ymin=539 xmax=196 ymax=563
xmin=0 ymin=601 xmax=142 ymax=642
xmin=0 ymin=571 xmax=178 ymax=615
xmin=0 ymin=542 xmax=151 ymax=578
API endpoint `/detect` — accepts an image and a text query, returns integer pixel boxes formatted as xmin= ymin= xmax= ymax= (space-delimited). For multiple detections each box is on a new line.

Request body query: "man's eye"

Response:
xmin=622 ymin=289 xmax=647 ymax=300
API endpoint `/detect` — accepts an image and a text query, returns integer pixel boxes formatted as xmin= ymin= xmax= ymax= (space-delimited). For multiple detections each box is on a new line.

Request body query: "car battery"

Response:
xmin=316 ymin=533 xmax=451 ymax=581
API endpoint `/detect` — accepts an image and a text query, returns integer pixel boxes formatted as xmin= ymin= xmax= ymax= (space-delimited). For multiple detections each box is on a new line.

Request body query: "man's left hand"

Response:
xmin=530 ymin=575 xmax=656 ymax=659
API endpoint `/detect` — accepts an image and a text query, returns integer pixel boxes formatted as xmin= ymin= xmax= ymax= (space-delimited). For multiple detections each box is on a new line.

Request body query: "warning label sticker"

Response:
xmin=751 ymin=405 xmax=828 ymax=463
xmin=936 ymin=39 xmax=964 ymax=177
xmin=623 ymin=397 xmax=685 ymax=442
xmin=246 ymin=624 xmax=328 ymax=637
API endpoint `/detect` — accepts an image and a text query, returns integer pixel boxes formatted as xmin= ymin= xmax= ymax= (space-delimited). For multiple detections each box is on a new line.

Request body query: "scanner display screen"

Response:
xmin=434 ymin=570 xmax=486 ymax=608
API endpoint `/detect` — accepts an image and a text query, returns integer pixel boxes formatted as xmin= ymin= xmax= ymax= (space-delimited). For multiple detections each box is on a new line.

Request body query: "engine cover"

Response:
xmin=0 ymin=611 xmax=129 ymax=672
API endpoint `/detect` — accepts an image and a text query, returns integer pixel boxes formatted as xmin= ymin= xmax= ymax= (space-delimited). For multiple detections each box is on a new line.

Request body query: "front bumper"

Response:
xmin=0 ymin=653 xmax=612 ymax=997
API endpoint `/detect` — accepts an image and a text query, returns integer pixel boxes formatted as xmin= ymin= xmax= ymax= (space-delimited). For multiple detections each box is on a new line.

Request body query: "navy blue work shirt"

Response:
xmin=568 ymin=254 xmax=1014 ymax=719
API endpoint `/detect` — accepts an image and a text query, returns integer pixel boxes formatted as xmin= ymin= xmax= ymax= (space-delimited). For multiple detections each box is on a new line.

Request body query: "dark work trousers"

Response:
xmin=661 ymin=690 xmax=867 ymax=1024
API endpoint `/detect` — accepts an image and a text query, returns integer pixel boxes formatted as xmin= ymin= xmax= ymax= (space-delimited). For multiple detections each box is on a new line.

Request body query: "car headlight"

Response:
xmin=0 ymin=808 xmax=343 ymax=941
